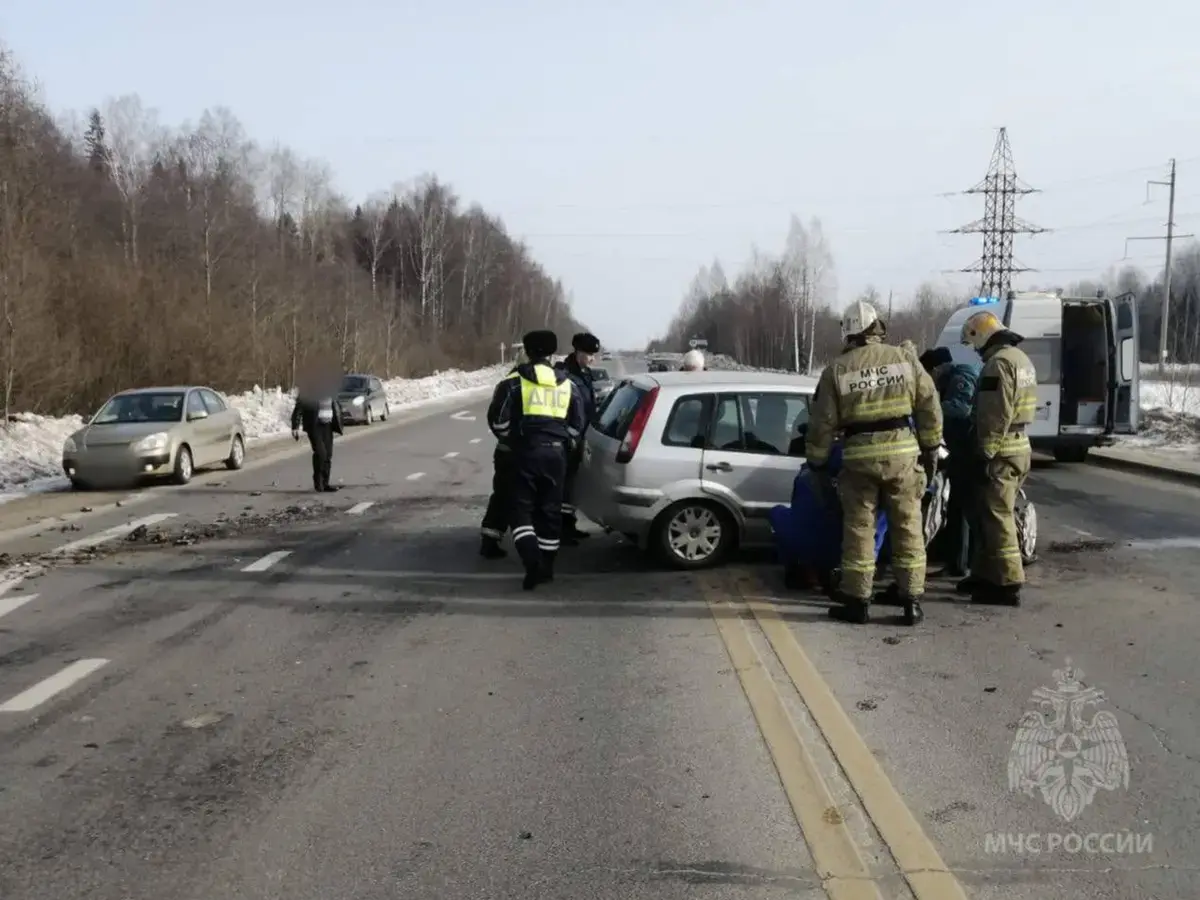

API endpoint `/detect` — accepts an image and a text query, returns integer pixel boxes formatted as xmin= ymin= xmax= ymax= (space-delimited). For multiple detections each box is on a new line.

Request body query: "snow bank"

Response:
xmin=0 ymin=364 xmax=506 ymax=498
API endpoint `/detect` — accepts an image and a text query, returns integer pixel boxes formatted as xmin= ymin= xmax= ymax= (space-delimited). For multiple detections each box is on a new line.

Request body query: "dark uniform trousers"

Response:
xmin=308 ymin=425 xmax=335 ymax=488
xmin=480 ymin=446 xmax=516 ymax=539
xmin=561 ymin=447 xmax=583 ymax=529
xmin=510 ymin=439 xmax=569 ymax=570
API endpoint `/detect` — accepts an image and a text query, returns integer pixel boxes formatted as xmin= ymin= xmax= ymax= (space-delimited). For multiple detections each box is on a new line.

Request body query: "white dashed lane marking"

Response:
xmin=450 ymin=410 xmax=477 ymax=421
xmin=241 ymin=550 xmax=292 ymax=573
xmin=0 ymin=658 xmax=109 ymax=713
xmin=406 ymin=472 xmax=426 ymax=481
xmin=0 ymin=593 xmax=40 ymax=621
xmin=49 ymin=513 xmax=178 ymax=556
xmin=469 ymin=438 xmax=482 ymax=444
xmin=346 ymin=501 xmax=375 ymax=516
xmin=443 ymin=451 xmax=459 ymax=459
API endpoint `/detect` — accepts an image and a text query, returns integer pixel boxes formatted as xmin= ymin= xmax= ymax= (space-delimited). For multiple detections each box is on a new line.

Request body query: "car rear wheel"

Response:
xmin=172 ymin=445 xmax=194 ymax=485
xmin=225 ymin=434 xmax=245 ymax=470
xmin=654 ymin=500 xmax=735 ymax=569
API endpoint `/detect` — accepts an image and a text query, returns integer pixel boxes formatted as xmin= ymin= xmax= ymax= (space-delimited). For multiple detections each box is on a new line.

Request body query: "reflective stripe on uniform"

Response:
xmin=561 ymin=503 xmax=575 ymax=515
xmin=840 ymin=435 xmax=920 ymax=461
xmin=537 ymin=538 xmax=560 ymax=551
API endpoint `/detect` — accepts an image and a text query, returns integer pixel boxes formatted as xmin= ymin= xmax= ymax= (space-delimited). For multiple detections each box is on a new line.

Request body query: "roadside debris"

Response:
xmin=1047 ymin=538 xmax=1117 ymax=554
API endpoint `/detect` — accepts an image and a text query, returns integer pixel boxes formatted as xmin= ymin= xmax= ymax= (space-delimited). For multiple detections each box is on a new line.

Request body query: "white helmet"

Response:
xmin=841 ymin=300 xmax=881 ymax=341
xmin=681 ymin=349 xmax=705 ymax=371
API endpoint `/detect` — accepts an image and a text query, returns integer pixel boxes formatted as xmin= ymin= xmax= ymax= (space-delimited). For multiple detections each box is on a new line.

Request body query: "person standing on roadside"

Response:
xmin=959 ymin=310 xmax=1038 ymax=606
xmin=555 ymin=332 xmax=601 ymax=543
xmin=919 ymin=346 xmax=981 ymax=577
xmin=291 ymin=358 xmax=345 ymax=492
xmin=488 ymin=330 xmax=586 ymax=590
xmin=805 ymin=300 xmax=943 ymax=627
xmin=479 ymin=355 xmax=524 ymax=559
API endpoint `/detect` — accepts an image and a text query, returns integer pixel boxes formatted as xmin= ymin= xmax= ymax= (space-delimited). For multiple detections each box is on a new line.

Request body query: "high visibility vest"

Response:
xmin=513 ymin=364 xmax=572 ymax=421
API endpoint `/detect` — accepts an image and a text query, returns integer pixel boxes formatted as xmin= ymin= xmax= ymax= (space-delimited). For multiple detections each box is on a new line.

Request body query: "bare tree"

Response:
xmin=101 ymin=94 xmax=161 ymax=267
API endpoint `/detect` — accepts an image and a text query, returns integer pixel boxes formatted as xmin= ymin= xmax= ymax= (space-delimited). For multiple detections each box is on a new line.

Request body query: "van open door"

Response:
xmin=1108 ymin=291 xmax=1139 ymax=434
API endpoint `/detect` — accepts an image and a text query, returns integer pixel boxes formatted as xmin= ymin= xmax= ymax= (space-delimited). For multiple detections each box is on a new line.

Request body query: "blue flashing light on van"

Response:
xmin=969 ymin=296 xmax=999 ymax=306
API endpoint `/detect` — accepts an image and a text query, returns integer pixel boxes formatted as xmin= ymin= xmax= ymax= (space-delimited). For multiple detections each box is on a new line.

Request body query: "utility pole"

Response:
xmin=1127 ymin=159 xmax=1193 ymax=374
xmin=886 ymin=288 xmax=894 ymax=320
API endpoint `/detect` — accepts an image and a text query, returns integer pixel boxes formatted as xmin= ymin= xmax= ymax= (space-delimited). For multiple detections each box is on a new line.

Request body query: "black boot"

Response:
xmin=522 ymin=562 xmax=542 ymax=591
xmin=955 ymin=574 xmax=983 ymax=594
xmin=972 ymin=582 xmax=1021 ymax=607
xmin=480 ymin=536 xmax=507 ymax=559
xmin=903 ymin=596 xmax=924 ymax=626
xmin=323 ymin=483 xmax=340 ymax=492
xmin=541 ymin=550 xmax=556 ymax=582
xmin=828 ymin=592 xmax=870 ymax=624
xmin=313 ymin=475 xmax=325 ymax=492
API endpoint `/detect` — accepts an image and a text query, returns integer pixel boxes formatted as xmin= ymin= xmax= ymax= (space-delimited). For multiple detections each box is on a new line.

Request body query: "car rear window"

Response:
xmin=341 ymin=376 xmax=368 ymax=392
xmin=593 ymin=382 xmax=647 ymax=440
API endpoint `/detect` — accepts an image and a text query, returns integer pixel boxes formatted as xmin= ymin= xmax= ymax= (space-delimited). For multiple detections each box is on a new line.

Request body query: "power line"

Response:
xmin=943 ymin=127 xmax=1046 ymax=298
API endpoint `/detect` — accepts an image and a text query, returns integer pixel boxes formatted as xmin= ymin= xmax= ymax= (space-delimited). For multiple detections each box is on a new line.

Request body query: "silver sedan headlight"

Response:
xmin=133 ymin=432 xmax=169 ymax=454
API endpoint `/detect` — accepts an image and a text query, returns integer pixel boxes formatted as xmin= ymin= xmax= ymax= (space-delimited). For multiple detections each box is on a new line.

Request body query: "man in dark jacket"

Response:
xmin=919 ymin=347 xmax=981 ymax=576
xmin=479 ymin=357 xmax=523 ymax=559
xmin=554 ymin=332 xmax=601 ymax=543
xmin=489 ymin=330 xmax=586 ymax=589
xmin=291 ymin=360 xmax=345 ymax=492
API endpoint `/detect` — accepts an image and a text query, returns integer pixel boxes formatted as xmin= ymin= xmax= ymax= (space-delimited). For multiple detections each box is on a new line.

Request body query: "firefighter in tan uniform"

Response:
xmin=960 ymin=310 xmax=1038 ymax=606
xmin=807 ymin=301 xmax=944 ymax=626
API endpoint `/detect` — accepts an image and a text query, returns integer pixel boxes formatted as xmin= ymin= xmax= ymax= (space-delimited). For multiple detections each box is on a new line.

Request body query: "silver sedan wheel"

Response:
xmin=666 ymin=505 xmax=723 ymax=563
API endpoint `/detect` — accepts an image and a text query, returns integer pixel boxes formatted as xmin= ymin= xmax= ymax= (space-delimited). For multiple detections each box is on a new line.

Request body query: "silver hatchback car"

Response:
xmin=575 ymin=370 xmax=818 ymax=569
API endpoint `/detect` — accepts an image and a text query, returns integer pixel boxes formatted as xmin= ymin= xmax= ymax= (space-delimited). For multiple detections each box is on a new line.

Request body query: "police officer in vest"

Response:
xmin=958 ymin=310 xmax=1038 ymax=606
xmin=554 ymin=332 xmax=600 ymax=543
xmin=290 ymin=359 xmax=345 ymax=492
xmin=806 ymin=300 xmax=943 ymax=626
xmin=487 ymin=330 xmax=586 ymax=589
xmin=479 ymin=354 xmax=524 ymax=559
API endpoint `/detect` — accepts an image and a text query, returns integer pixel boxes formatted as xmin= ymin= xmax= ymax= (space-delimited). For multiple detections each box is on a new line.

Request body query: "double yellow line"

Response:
xmin=701 ymin=570 xmax=969 ymax=900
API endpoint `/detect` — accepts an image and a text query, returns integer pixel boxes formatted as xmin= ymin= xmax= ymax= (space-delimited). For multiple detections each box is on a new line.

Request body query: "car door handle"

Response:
xmin=706 ymin=461 xmax=733 ymax=472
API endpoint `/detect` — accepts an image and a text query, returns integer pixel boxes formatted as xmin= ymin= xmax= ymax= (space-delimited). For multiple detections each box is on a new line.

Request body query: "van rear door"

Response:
xmin=1108 ymin=292 xmax=1139 ymax=434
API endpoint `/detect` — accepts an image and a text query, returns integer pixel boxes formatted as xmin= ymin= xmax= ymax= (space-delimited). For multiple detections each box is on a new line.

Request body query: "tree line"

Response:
xmin=651 ymin=213 xmax=1200 ymax=373
xmin=0 ymin=46 xmax=585 ymax=419
xmin=648 ymin=215 xmax=961 ymax=369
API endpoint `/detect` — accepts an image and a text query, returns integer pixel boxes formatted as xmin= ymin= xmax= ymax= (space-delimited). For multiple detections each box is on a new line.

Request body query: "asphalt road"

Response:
xmin=0 ymin=356 xmax=1197 ymax=899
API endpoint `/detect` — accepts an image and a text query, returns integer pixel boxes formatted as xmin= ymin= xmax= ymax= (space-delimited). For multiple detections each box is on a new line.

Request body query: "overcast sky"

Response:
xmin=4 ymin=0 xmax=1200 ymax=348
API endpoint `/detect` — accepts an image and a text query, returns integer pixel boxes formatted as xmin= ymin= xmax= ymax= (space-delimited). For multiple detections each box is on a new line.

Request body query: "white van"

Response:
xmin=933 ymin=290 xmax=1139 ymax=462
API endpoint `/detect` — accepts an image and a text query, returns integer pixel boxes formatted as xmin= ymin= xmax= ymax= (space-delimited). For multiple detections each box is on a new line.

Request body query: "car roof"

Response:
xmin=115 ymin=386 xmax=204 ymax=395
xmin=632 ymin=370 xmax=819 ymax=391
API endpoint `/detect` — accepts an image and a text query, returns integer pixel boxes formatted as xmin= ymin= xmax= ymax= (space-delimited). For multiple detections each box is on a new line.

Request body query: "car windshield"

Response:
xmin=341 ymin=376 xmax=369 ymax=392
xmin=92 ymin=392 xmax=185 ymax=425
xmin=591 ymin=368 xmax=610 ymax=381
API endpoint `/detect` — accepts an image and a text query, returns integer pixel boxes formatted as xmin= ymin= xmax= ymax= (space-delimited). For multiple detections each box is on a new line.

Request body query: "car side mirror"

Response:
xmin=188 ymin=409 xmax=208 ymax=421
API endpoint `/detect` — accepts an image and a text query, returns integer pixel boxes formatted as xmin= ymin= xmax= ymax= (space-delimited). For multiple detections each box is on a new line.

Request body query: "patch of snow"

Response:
xmin=0 ymin=364 xmax=507 ymax=500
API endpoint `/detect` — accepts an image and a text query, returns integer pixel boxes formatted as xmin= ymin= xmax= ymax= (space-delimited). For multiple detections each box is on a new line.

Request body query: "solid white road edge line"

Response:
xmin=443 ymin=451 xmax=459 ymax=459
xmin=0 ymin=593 xmax=40 ymax=621
xmin=49 ymin=513 xmax=178 ymax=556
xmin=406 ymin=472 xmax=425 ymax=481
xmin=346 ymin=501 xmax=375 ymax=516
xmin=242 ymin=550 xmax=292 ymax=573
xmin=469 ymin=438 xmax=482 ymax=444
xmin=0 ymin=658 xmax=109 ymax=713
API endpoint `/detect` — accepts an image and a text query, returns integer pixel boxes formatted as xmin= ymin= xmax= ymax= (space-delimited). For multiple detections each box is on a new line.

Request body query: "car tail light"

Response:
xmin=616 ymin=387 xmax=659 ymax=464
